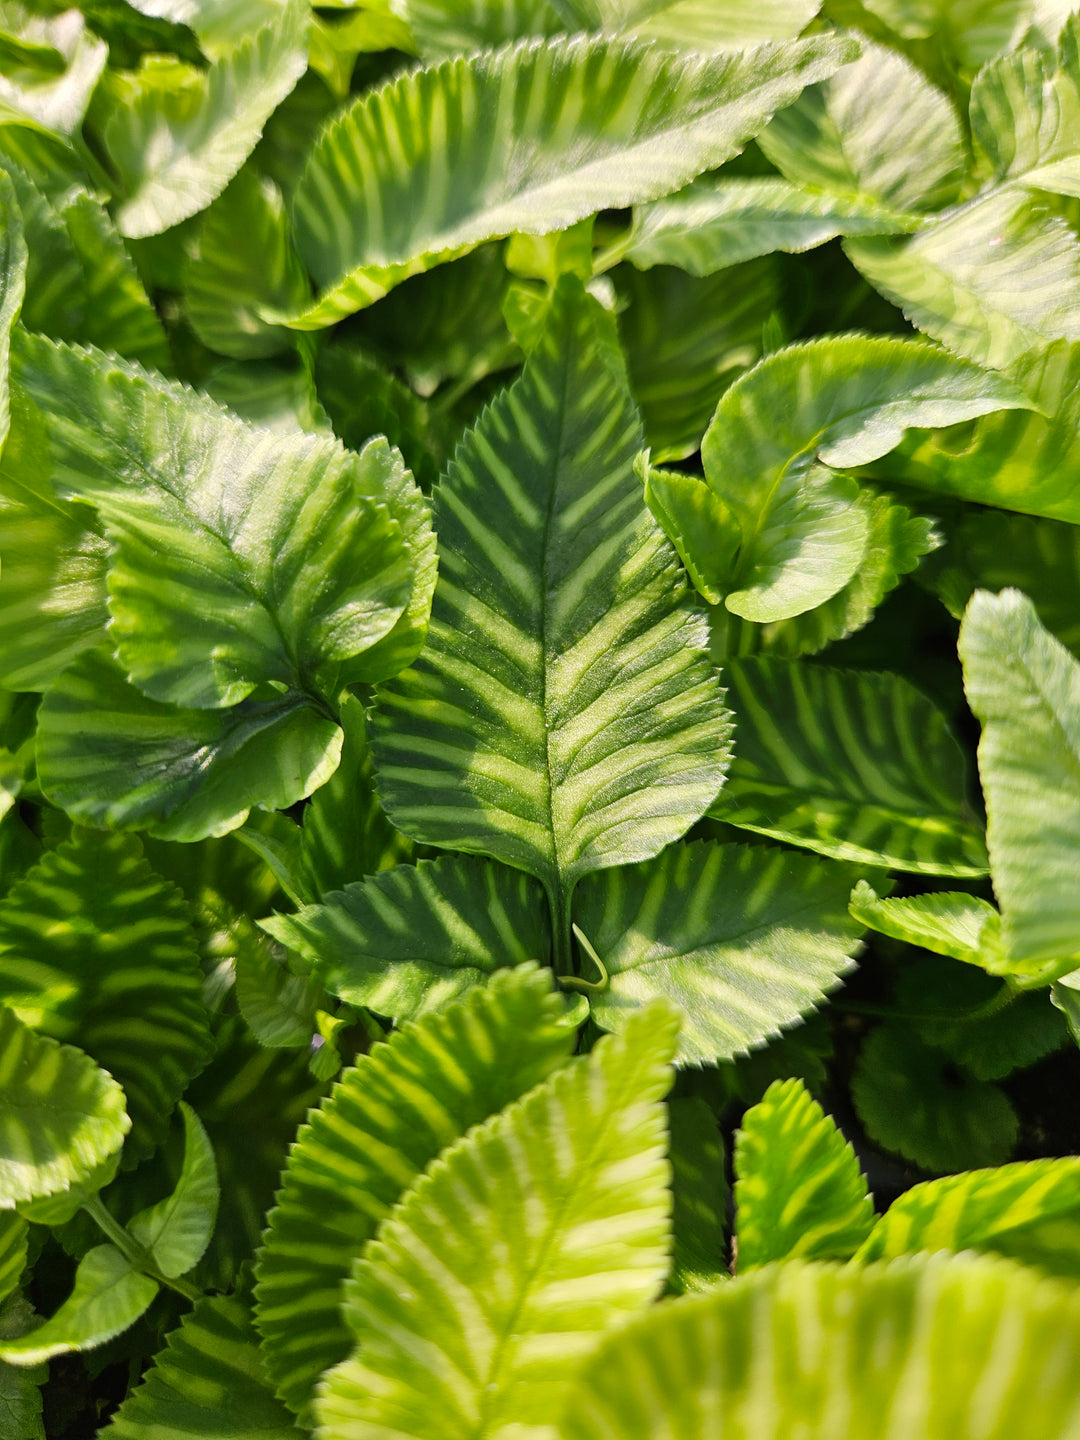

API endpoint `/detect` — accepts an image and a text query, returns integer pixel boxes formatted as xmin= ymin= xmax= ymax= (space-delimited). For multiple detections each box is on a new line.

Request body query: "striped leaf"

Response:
xmin=625 ymin=176 xmax=916 ymax=276
xmin=0 ymin=830 xmax=211 ymax=1158
xmin=128 ymin=1104 xmax=218 ymax=1278
xmin=960 ymin=590 xmax=1080 ymax=970
xmin=560 ymin=1254 xmax=1080 ymax=1440
xmin=0 ymin=8 xmax=106 ymax=137
xmin=574 ymin=840 xmax=863 ymax=1065
xmin=254 ymin=965 xmax=575 ymax=1420
xmin=264 ymin=855 xmax=550 ymax=1021
xmin=97 ymin=0 xmax=308 ymax=237
xmin=758 ymin=41 xmax=966 ymax=213
xmin=0 ymin=168 xmax=25 ymax=454
xmin=183 ymin=166 xmax=309 ymax=360
xmin=233 ymin=918 xmax=320 ymax=1046
xmin=555 ymin=0 xmax=822 ymax=49
xmin=372 ymin=282 xmax=730 ymax=963
xmin=12 ymin=331 xmax=413 ymax=711
xmin=694 ymin=337 xmax=1026 ymax=623
xmin=850 ymin=881 xmax=1008 ymax=969
xmin=734 ymin=1078 xmax=874 ymax=1270
xmin=858 ymin=1158 xmax=1080 ymax=1278
xmin=852 ymin=1023 xmax=1018 ymax=1172
xmin=284 ymin=32 xmax=855 ymax=326
xmin=104 ymin=1293 xmax=297 ymax=1440
xmin=667 ymin=1096 xmax=727 ymax=1296
xmin=712 ymin=659 xmax=988 ymax=875
xmin=0 ymin=1006 xmax=129 ymax=1208
xmin=315 ymin=1005 xmax=678 ymax=1440
xmin=0 ymin=1212 xmax=25 ymax=1304
xmin=37 ymin=648 xmax=343 ymax=844
xmin=404 ymin=0 xmax=561 ymax=58
xmin=0 ymin=1245 xmax=157 ymax=1367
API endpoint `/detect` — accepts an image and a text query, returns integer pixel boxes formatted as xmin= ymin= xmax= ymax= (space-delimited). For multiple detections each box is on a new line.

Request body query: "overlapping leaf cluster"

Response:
xmin=0 ymin=0 xmax=1077 ymax=1434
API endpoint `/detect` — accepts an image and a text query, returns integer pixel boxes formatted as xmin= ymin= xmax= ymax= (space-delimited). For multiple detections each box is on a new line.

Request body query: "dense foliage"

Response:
xmin=0 ymin=0 xmax=1078 ymax=1435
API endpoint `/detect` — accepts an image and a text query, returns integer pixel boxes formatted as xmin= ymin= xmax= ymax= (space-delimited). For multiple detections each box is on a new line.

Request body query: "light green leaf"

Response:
xmin=264 ymin=855 xmax=550 ymax=1020
xmin=626 ymin=176 xmax=917 ymax=276
xmin=852 ymin=1022 xmax=1018 ymax=1172
xmin=615 ymin=259 xmax=781 ymax=464
xmin=858 ymin=1158 xmax=1080 ymax=1278
xmin=857 ymin=0 xmax=1031 ymax=66
xmin=14 ymin=332 xmax=414 ymax=710
xmin=643 ymin=465 xmax=740 ymax=606
xmin=560 ymin=1253 xmax=1080 ymax=1440
xmin=371 ymin=282 xmax=731 ymax=958
xmin=0 ymin=7 xmax=107 ymax=137
xmin=233 ymin=920 xmax=320 ymax=1046
xmin=104 ymin=1291 xmax=295 ymax=1439
xmin=734 ymin=1077 xmax=874 ymax=1270
xmin=0 ymin=1214 xmax=24 ymax=1305
xmin=0 ymin=1005 xmax=129 ymax=1208
xmin=128 ymin=1104 xmax=218 ymax=1278
xmin=308 ymin=8 xmax=417 ymax=98
xmin=895 ymin=339 xmax=1080 ymax=523
xmin=696 ymin=336 xmax=1027 ymax=622
xmin=1052 ymin=975 xmax=1080 ymax=1045
xmin=98 ymin=0 xmax=308 ymax=237
xmin=575 ymin=840 xmax=863 ymax=1065
xmin=404 ymin=0 xmax=561 ymax=58
xmin=37 ymin=648 xmax=343 ymax=843
xmin=183 ymin=165 xmax=309 ymax=359
xmin=199 ymin=358 xmax=328 ymax=435
xmin=316 ymin=1005 xmax=678 ymax=1440
xmin=0 ymin=1245 xmax=157 ymax=1366
xmin=847 ymin=190 xmax=1080 ymax=369
xmin=713 ymin=660 xmax=987 ymax=875
xmin=285 ymin=32 xmax=856 ymax=326
xmin=254 ymin=965 xmax=575 ymax=1421
xmin=930 ymin=512 xmax=1080 ymax=657
xmin=0 ymin=830 xmax=211 ymax=1158
xmin=557 ymin=0 xmax=822 ymax=49
xmin=850 ymin=880 xmax=1009 ymax=970
xmin=759 ymin=40 xmax=966 ymax=213
xmin=0 ymin=169 xmax=25 ymax=455
xmin=959 ymin=588 xmax=1080 ymax=969
xmin=297 ymin=692 xmax=411 ymax=900
xmin=667 ymin=1096 xmax=727 ymax=1295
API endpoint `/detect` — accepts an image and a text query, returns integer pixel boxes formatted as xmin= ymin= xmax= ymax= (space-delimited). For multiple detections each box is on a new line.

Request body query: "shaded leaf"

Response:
xmin=0 ymin=1214 xmax=24 ymax=1305
xmin=127 ymin=1104 xmax=218 ymax=1278
xmin=233 ymin=921 xmax=319 ymax=1047
xmin=404 ymin=0 xmax=560 ymax=58
xmin=0 ymin=169 xmax=25 ymax=455
xmin=0 ymin=1245 xmax=157 ymax=1366
xmin=667 ymin=1096 xmax=727 ymax=1295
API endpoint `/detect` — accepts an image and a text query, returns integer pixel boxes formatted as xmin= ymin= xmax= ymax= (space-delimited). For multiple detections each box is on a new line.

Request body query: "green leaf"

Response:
xmin=643 ymin=466 xmax=740 ymax=606
xmin=127 ymin=1104 xmax=218 ymax=1278
xmin=895 ymin=340 xmax=1080 ymax=523
xmin=696 ymin=336 xmax=1027 ymax=622
xmin=847 ymin=191 xmax=1080 ymax=369
xmin=37 ymin=648 xmax=343 ymax=843
xmin=734 ymin=1077 xmax=874 ymax=1270
xmin=626 ymin=176 xmax=917 ymax=276
xmin=852 ymin=1022 xmax=1018 ymax=1172
xmin=558 ymin=0 xmax=823 ymax=49
xmin=759 ymin=39 xmax=966 ymax=212
xmin=0 ymin=169 xmax=25 ymax=455
xmin=0 ymin=1295 xmax=44 ymax=1439
xmin=858 ymin=1158 xmax=1080 ymax=1278
xmin=575 ymin=839 xmax=863 ymax=1065
xmin=667 ymin=1096 xmax=727 ymax=1295
xmin=316 ymin=1004 xmax=678 ymax=1440
xmin=0 ymin=830 xmax=211 ymax=1158
xmin=199 ymin=358 xmax=328 ymax=435
xmin=560 ymin=1253 xmax=1080 ymax=1440
xmin=1053 ymin=971 xmax=1080 ymax=1046
xmin=615 ymin=258 xmax=781 ymax=464
xmin=12 ymin=331 xmax=413 ymax=711
xmin=713 ymin=660 xmax=987 ymax=875
xmin=297 ymin=693 xmax=411 ymax=900
xmin=850 ymin=880 xmax=1008 ymax=970
xmin=0 ymin=1005 xmax=129 ymax=1208
xmin=233 ymin=919 xmax=320 ymax=1046
xmin=264 ymin=855 xmax=550 ymax=1020
xmin=0 ymin=1214 xmax=24 ymax=1305
xmin=97 ymin=0 xmax=309 ymax=237
xmin=285 ymin=32 xmax=856 ymax=326
xmin=404 ymin=0 xmax=561 ymax=58
xmin=371 ymin=282 xmax=731 ymax=956
xmin=254 ymin=964 xmax=575 ymax=1420
xmin=0 ymin=7 xmax=107 ymax=137
xmin=183 ymin=165 xmax=309 ymax=359
xmin=104 ymin=1292 xmax=296 ymax=1439
xmin=0 ymin=1245 xmax=157 ymax=1366
xmin=959 ymin=588 xmax=1080 ymax=969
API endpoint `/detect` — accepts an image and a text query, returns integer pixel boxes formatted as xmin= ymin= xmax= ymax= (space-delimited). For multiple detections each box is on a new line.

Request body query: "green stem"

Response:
xmin=83 ymin=1196 xmax=202 ymax=1303
xmin=559 ymin=924 xmax=610 ymax=994
xmin=835 ymin=981 xmax=1019 ymax=1027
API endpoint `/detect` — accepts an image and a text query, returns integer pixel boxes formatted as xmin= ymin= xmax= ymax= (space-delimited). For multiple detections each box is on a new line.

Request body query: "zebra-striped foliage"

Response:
xmin=849 ymin=882 xmax=1009 ymax=973
xmin=575 ymin=840 xmax=863 ymax=1065
xmin=858 ymin=1158 xmax=1080 ymax=1278
xmin=372 ymin=281 xmax=731 ymax=961
xmin=254 ymin=965 xmax=575 ymax=1421
xmin=0 ymin=1212 xmax=26 ymax=1304
xmin=264 ymin=854 xmax=549 ymax=1021
xmin=315 ymin=1004 xmax=677 ymax=1440
xmin=285 ymin=32 xmax=854 ymax=325
xmin=403 ymin=0 xmax=561 ymax=58
xmin=560 ymin=1254 xmax=1080 ymax=1440
xmin=559 ymin=0 xmax=821 ymax=48
xmin=0 ymin=831 xmax=211 ymax=1159
xmin=734 ymin=1078 xmax=874 ymax=1270
xmin=713 ymin=659 xmax=988 ymax=875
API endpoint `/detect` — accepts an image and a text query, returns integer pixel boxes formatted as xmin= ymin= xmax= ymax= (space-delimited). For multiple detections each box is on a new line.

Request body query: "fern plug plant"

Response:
xmin=0 ymin=0 xmax=1077 ymax=1434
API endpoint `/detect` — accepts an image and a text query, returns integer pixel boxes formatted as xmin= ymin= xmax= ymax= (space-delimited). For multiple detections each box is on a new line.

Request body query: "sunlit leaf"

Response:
xmin=0 ymin=1245 xmax=157 ymax=1366
xmin=127 ymin=1103 xmax=218 ymax=1278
